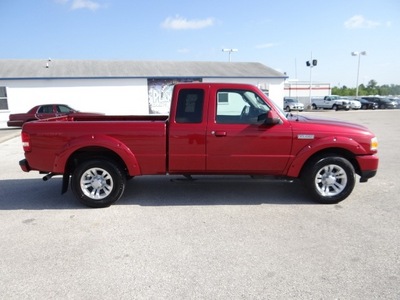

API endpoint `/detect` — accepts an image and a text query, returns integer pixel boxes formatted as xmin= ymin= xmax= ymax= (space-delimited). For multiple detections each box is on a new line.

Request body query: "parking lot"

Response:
xmin=0 ymin=110 xmax=399 ymax=299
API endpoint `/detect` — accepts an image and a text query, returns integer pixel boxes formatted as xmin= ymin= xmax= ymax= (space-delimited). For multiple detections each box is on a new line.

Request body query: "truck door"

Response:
xmin=168 ymin=87 xmax=208 ymax=173
xmin=323 ymin=97 xmax=329 ymax=108
xmin=206 ymin=87 xmax=292 ymax=175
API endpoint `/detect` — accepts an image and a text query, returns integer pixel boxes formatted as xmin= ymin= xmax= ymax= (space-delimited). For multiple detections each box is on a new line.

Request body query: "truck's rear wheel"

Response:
xmin=71 ymin=159 xmax=126 ymax=208
xmin=302 ymin=156 xmax=355 ymax=204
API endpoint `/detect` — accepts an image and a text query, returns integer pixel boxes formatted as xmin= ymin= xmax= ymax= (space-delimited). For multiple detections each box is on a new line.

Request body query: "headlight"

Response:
xmin=370 ymin=137 xmax=378 ymax=151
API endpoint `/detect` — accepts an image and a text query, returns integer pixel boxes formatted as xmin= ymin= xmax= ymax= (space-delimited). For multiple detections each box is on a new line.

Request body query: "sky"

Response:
xmin=0 ymin=0 xmax=399 ymax=87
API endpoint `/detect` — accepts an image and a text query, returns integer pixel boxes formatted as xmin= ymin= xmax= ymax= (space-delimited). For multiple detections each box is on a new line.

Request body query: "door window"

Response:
xmin=216 ymin=90 xmax=270 ymax=124
xmin=38 ymin=105 xmax=54 ymax=113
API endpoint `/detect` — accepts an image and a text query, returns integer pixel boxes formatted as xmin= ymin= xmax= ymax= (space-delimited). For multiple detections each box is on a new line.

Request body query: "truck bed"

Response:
xmin=22 ymin=115 xmax=169 ymax=175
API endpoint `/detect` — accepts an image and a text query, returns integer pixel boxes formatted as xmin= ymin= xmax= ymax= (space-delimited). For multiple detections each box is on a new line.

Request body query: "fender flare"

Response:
xmin=285 ymin=135 xmax=368 ymax=178
xmin=53 ymin=134 xmax=141 ymax=175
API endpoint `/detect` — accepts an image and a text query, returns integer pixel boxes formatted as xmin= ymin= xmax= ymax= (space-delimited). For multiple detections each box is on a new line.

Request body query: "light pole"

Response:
xmin=306 ymin=54 xmax=317 ymax=108
xmin=222 ymin=48 xmax=238 ymax=62
xmin=351 ymin=51 xmax=367 ymax=98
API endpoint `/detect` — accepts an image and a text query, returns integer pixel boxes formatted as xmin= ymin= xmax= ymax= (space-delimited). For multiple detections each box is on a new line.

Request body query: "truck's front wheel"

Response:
xmin=71 ymin=159 xmax=126 ymax=208
xmin=302 ymin=156 xmax=355 ymax=204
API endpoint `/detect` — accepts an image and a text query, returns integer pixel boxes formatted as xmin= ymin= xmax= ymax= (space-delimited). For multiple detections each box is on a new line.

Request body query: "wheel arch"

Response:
xmin=286 ymin=145 xmax=362 ymax=180
xmin=299 ymin=148 xmax=360 ymax=178
xmin=53 ymin=134 xmax=141 ymax=176
xmin=65 ymin=146 xmax=131 ymax=177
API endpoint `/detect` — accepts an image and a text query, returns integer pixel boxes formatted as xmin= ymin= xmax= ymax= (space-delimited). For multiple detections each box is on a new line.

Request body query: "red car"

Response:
xmin=7 ymin=104 xmax=103 ymax=127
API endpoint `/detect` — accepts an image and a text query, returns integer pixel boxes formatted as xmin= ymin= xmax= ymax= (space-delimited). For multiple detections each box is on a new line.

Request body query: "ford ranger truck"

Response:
xmin=19 ymin=83 xmax=379 ymax=208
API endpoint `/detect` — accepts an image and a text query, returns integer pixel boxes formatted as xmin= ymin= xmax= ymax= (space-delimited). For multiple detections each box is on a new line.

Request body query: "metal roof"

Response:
xmin=0 ymin=59 xmax=285 ymax=79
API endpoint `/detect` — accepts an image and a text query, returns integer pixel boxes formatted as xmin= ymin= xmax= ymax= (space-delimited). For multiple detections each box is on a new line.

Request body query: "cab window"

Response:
xmin=175 ymin=89 xmax=204 ymax=123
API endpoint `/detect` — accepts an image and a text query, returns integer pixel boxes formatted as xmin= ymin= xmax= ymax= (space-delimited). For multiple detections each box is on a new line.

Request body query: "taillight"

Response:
xmin=21 ymin=131 xmax=31 ymax=152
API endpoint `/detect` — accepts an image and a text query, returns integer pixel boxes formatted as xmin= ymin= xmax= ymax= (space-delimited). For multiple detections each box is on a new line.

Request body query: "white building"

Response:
xmin=0 ymin=60 xmax=287 ymax=127
xmin=284 ymin=80 xmax=331 ymax=106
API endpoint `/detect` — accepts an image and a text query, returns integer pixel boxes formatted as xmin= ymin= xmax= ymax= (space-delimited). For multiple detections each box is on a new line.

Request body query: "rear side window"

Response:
xmin=175 ymin=89 xmax=204 ymax=123
xmin=38 ymin=105 xmax=53 ymax=113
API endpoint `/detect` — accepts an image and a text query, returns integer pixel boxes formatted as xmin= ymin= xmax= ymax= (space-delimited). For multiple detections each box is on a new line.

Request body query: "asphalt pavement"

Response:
xmin=0 ymin=110 xmax=399 ymax=299
xmin=0 ymin=127 xmax=20 ymax=143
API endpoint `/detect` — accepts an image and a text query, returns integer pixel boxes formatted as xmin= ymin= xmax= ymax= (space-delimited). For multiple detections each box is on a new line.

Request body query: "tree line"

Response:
xmin=332 ymin=80 xmax=400 ymax=97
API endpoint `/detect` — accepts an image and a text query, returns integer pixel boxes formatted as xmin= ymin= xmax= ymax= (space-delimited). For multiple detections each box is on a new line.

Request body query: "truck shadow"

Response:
xmin=0 ymin=176 xmax=314 ymax=210
xmin=0 ymin=178 xmax=79 ymax=210
xmin=119 ymin=175 xmax=314 ymax=206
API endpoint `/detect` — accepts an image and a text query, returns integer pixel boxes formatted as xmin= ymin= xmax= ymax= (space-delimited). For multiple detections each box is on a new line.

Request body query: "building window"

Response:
xmin=0 ymin=87 xmax=8 ymax=110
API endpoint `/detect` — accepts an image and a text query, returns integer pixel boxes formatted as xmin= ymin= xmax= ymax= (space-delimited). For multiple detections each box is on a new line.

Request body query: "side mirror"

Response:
xmin=257 ymin=110 xmax=281 ymax=125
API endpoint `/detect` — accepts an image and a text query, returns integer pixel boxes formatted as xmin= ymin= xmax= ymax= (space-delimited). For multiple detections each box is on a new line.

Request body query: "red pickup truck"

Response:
xmin=19 ymin=83 xmax=379 ymax=208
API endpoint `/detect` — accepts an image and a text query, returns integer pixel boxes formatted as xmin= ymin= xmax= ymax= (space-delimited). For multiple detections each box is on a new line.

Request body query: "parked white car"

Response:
xmin=283 ymin=98 xmax=304 ymax=112
xmin=346 ymin=98 xmax=361 ymax=110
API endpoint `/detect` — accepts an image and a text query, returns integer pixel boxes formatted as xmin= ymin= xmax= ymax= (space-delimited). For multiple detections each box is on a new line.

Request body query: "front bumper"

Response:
xmin=338 ymin=104 xmax=350 ymax=110
xmin=359 ymin=170 xmax=377 ymax=182
xmin=356 ymin=155 xmax=379 ymax=182
xmin=292 ymin=105 xmax=304 ymax=111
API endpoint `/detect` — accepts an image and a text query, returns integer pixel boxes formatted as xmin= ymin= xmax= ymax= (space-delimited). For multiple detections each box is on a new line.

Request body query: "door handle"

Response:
xmin=212 ymin=131 xmax=227 ymax=137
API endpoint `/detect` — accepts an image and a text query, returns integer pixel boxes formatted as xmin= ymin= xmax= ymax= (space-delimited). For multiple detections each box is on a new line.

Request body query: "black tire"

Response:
xmin=71 ymin=159 xmax=126 ymax=208
xmin=332 ymin=104 xmax=338 ymax=111
xmin=302 ymin=155 xmax=355 ymax=204
xmin=312 ymin=104 xmax=317 ymax=110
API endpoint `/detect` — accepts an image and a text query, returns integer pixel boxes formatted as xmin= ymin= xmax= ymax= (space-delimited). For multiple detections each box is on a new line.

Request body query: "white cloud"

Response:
xmin=71 ymin=0 xmax=101 ymax=10
xmin=161 ymin=15 xmax=214 ymax=30
xmin=344 ymin=15 xmax=380 ymax=29
xmin=178 ymin=48 xmax=190 ymax=54
xmin=55 ymin=0 xmax=102 ymax=11
xmin=255 ymin=43 xmax=278 ymax=49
